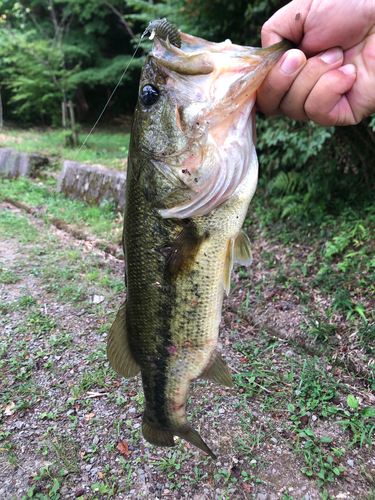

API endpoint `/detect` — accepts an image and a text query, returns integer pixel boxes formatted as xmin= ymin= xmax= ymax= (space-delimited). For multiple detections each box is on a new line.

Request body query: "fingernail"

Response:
xmin=320 ymin=47 xmax=342 ymax=64
xmin=338 ymin=64 xmax=356 ymax=75
xmin=280 ymin=49 xmax=304 ymax=75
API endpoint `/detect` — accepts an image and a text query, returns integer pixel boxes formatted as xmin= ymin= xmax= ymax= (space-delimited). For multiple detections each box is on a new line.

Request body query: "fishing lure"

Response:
xmin=145 ymin=18 xmax=181 ymax=48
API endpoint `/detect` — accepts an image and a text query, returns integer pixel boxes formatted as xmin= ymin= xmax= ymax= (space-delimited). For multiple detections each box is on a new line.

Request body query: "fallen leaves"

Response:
xmin=243 ymin=483 xmax=251 ymax=493
xmin=300 ymin=415 xmax=309 ymax=426
xmin=84 ymin=413 xmax=95 ymax=421
xmin=4 ymin=402 xmax=16 ymax=416
xmin=230 ymin=466 xmax=241 ymax=478
xmin=117 ymin=441 xmax=131 ymax=456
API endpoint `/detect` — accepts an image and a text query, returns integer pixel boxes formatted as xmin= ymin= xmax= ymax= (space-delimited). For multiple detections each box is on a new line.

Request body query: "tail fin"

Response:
xmin=142 ymin=416 xmax=176 ymax=448
xmin=142 ymin=415 xmax=216 ymax=459
xmin=176 ymin=426 xmax=217 ymax=459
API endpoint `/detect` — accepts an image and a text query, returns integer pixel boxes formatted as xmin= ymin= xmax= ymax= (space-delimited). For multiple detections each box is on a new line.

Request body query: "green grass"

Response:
xmin=0 ymin=126 xmax=130 ymax=170
xmin=1 ymin=164 xmax=374 ymax=499
xmin=0 ymin=178 xmax=123 ymax=244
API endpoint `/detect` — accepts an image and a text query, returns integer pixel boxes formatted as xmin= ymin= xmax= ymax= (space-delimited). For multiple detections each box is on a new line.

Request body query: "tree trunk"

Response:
xmin=62 ymin=99 xmax=67 ymax=130
xmin=67 ymin=100 xmax=77 ymax=147
xmin=0 ymin=87 xmax=3 ymax=128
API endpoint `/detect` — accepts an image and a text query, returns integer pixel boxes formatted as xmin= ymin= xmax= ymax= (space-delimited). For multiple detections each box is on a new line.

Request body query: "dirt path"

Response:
xmin=0 ymin=201 xmax=374 ymax=500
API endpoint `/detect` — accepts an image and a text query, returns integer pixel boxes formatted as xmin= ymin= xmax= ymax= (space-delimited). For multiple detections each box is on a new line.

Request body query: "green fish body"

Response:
xmin=108 ymin=26 xmax=291 ymax=458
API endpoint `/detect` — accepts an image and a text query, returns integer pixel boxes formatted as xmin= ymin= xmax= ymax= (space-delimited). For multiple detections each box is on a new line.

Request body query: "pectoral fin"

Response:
xmin=201 ymin=350 xmax=234 ymax=388
xmin=165 ymin=224 xmax=206 ymax=276
xmin=107 ymin=300 xmax=140 ymax=378
xmin=233 ymin=229 xmax=252 ymax=266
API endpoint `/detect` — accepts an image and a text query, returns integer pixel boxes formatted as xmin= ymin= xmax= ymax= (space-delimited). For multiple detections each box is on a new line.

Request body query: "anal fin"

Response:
xmin=107 ymin=300 xmax=140 ymax=378
xmin=201 ymin=350 xmax=234 ymax=388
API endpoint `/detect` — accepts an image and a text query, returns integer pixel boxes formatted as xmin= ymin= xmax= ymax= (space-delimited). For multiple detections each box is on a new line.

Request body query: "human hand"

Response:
xmin=256 ymin=0 xmax=375 ymax=126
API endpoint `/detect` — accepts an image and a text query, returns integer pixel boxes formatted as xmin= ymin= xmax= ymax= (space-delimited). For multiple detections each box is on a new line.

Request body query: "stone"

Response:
xmin=91 ymin=295 xmax=105 ymax=304
xmin=57 ymin=161 xmax=127 ymax=211
xmin=347 ymin=459 xmax=354 ymax=467
xmin=0 ymin=148 xmax=49 ymax=179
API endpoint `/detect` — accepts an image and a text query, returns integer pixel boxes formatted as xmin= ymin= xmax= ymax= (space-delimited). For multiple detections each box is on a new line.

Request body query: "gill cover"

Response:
xmin=143 ymin=33 xmax=291 ymax=219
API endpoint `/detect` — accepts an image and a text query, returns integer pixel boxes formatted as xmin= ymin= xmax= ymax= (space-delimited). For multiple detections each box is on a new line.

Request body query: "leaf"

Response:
xmin=117 ymin=441 xmax=131 ymax=456
xmin=317 ymin=470 xmax=326 ymax=480
xmin=362 ymin=407 xmax=375 ymax=418
xmin=321 ymin=436 xmax=331 ymax=443
xmin=305 ymin=429 xmax=315 ymax=437
xmin=84 ymin=413 xmax=95 ymax=421
xmin=4 ymin=402 xmax=16 ymax=416
xmin=347 ymin=395 xmax=358 ymax=409
xmin=98 ymin=471 xmax=104 ymax=479
xmin=287 ymin=404 xmax=295 ymax=413
xmin=243 ymin=484 xmax=251 ymax=493
xmin=333 ymin=468 xmax=341 ymax=475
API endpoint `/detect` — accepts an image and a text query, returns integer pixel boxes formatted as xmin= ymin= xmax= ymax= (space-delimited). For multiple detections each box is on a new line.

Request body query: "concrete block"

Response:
xmin=57 ymin=161 xmax=127 ymax=211
xmin=0 ymin=147 xmax=49 ymax=178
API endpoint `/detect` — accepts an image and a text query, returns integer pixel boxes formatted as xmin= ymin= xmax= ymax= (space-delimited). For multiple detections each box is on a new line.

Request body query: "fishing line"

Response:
xmin=72 ymin=36 xmax=144 ymax=161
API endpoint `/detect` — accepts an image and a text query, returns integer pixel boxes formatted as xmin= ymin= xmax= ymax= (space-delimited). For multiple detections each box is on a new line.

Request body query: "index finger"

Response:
xmin=261 ymin=0 xmax=312 ymax=47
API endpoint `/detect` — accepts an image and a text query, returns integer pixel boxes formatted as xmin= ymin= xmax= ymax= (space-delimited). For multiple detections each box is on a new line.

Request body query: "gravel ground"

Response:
xmin=0 ymin=200 xmax=374 ymax=500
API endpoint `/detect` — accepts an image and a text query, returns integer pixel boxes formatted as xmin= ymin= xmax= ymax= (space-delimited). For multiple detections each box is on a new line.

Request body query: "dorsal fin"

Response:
xmin=107 ymin=300 xmax=140 ymax=378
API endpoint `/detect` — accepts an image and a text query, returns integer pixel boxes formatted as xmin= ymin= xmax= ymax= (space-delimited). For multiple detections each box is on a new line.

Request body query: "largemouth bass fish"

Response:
xmin=108 ymin=21 xmax=290 ymax=458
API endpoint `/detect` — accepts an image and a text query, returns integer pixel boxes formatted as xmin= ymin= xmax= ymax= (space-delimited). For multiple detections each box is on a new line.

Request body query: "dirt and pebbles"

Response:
xmin=0 ymin=200 xmax=374 ymax=500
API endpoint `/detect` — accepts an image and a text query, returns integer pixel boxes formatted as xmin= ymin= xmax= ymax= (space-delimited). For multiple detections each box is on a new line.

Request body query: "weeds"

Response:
xmin=335 ymin=395 xmax=375 ymax=448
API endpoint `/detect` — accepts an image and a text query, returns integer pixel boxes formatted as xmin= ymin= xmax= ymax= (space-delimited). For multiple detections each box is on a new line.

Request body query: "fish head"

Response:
xmin=131 ymin=30 xmax=291 ymax=218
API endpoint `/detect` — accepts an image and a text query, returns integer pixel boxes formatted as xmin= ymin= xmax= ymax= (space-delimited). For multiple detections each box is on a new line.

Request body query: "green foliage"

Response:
xmin=335 ymin=395 xmax=375 ymax=448
xmin=297 ymin=428 xmax=345 ymax=487
xmin=256 ymin=114 xmax=375 ymax=225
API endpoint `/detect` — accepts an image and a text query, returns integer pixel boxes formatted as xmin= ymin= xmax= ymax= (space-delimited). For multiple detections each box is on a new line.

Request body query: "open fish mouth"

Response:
xmin=141 ymin=26 xmax=292 ymax=219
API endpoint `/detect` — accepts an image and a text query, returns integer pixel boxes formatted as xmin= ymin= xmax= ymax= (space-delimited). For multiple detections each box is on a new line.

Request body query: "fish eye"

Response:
xmin=140 ymin=84 xmax=159 ymax=106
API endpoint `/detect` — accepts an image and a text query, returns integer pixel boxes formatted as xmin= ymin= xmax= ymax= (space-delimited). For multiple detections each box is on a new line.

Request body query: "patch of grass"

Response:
xmin=0 ymin=209 xmax=39 ymax=242
xmin=302 ymin=309 xmax=337 ymax=343
xmin=296 ymin=429 xmax=345 ymax=486
xmin=0 ymin=267 xmax=20 ymax=284
xmin=0 ymin=178 xmax=123 ymax=243
xmin=26 ymin=310 xmax=57 ymax=338
xmin=334 ymin=395 xmax=375 ymax=449
xmin=0 ymin=126 xmax=130 ymax=170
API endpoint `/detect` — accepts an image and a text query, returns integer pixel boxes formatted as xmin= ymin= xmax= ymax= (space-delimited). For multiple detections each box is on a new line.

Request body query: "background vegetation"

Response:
xmin=0 ymin=0 xmax=374 ymax=225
